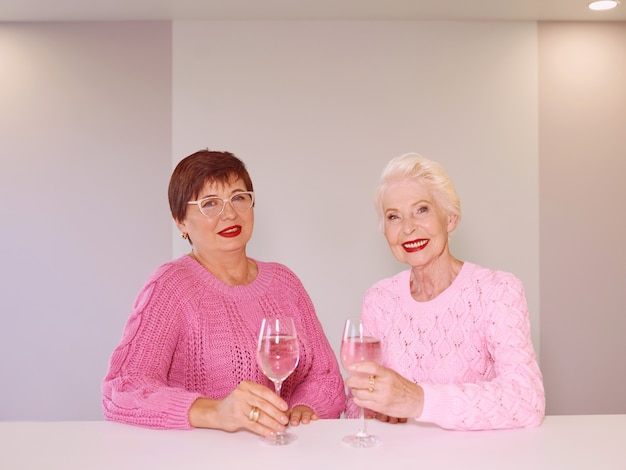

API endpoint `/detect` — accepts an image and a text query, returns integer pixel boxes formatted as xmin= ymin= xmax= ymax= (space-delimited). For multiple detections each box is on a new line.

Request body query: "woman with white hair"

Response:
xmin=343 ymin=153 xmax=545 ymax=431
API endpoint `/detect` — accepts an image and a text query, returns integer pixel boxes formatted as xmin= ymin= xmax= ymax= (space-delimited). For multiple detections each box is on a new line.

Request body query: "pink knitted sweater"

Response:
xmin=102 ymin=255 xmax=346 ymax=429
xmin=346 ymin=262 xmax=545 ymax=430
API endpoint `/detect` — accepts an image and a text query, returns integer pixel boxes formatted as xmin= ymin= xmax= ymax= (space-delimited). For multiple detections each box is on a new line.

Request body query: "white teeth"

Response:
xmin=403 ymin=240 xmax=427 ymax=249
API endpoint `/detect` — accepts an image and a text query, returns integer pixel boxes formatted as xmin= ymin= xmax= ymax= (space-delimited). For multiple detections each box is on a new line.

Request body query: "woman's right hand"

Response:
xmin=188 ymin=380 xmax=290 ymax=437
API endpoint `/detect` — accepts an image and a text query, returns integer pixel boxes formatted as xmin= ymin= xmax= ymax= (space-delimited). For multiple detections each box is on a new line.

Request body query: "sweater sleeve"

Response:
xmin=101 ymin=277 xmax=201 ymax=429
xmin=277 ymin=268 xmax=346 ymax=418
xmin=417 ymin=273 xmax=545 ymax=430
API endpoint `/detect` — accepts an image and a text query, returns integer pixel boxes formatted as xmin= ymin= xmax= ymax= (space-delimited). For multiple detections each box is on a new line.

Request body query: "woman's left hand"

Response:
xmin=345 ymin=362 xmax=424 ymax=421
xmin=374 ymin=412 xmax=408 ymax=424
xmin=287 ymin=405 xmax=319 ymax=426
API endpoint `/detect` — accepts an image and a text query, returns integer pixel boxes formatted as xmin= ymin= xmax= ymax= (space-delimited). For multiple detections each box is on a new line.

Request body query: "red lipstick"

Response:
xmin=218 ymin=225 xmax=242 ymax=238
xmin=402 ymin=239 xmax=428 ymax=253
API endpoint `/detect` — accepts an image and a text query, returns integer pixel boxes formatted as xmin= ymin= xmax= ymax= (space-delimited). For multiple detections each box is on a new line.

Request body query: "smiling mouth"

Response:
xmin=218 ymin=225 xmax=242 ymax=238
xmin=402 ymin=239 xmax=428 ymax=252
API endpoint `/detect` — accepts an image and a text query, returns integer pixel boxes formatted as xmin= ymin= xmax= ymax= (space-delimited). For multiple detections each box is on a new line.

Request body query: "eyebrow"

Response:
xmin=384 ymin=199 xmax=431 ymax=211
xmin=198 ymin=188 xmax=248 ymax=199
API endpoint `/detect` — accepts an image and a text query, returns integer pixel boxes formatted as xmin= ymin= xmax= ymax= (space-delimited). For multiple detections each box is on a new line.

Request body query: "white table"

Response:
xmin=1 ymin=415 xmax=624 ymax=469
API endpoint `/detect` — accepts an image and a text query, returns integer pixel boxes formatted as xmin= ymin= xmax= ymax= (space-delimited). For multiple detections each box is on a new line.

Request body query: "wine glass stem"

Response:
xmin=274 ymin=381 xmax=283 ymax=398
xmin=357 ymin=406 xmax=369 ymax=437
xmin=274 ymin=380 xmax=286 ymax=438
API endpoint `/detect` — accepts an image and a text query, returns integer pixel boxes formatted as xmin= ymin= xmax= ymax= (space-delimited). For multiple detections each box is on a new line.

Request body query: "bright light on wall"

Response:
xmin=588 ymin=0 xmax=620 ymax=10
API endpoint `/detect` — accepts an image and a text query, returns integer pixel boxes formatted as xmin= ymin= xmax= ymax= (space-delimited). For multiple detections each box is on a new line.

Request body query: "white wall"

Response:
xmin=1 ymin=20 xmax=540 ymax=420
xmin=538 ymin=22 xmax=626 ymax=415
xmin=0 ymin=22 xmax=172 ymax=420
xmin=172 ymin=20 xmax=540 ymax=364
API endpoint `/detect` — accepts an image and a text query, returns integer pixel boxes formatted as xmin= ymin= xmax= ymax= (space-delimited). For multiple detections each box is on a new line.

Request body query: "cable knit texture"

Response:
xmin=346 ymin=262 xmax=545 ymax=430
xmin=102 ymin=255 xmax=346 ymax=429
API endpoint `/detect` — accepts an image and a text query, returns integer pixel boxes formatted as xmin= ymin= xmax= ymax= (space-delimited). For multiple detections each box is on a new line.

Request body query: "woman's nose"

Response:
xmin=402 ymin=219 xmax=415 ymax=234
xmin=220 ymin=200 xmax=238 ymax=217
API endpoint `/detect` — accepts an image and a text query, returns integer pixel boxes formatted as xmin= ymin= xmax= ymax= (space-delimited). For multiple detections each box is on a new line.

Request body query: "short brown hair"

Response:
xmin=168 ymin=150 xmax=254 ymax=222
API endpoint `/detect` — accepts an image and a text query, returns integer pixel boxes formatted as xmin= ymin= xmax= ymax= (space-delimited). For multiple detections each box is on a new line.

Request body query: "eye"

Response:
xmin=386 ymin=213 xmax=400 ymax=221
xmin=201 ymin=198 xmax=220 ymax=209
xmin=415 ymin=205 xmax=428 ymax=215
xmin=231 ymin=193 xmax=249 ymax=203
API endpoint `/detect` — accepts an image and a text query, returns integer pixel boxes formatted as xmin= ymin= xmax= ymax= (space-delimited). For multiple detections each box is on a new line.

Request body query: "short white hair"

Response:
xmin=374 ymin=153 xmax=461 ymax=231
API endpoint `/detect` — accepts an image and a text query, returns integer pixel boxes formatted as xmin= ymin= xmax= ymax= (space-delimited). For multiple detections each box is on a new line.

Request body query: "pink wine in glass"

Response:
xmin=340 ymin=318 xmax=382 ymax=448
xmin=257 ymin=334 xmax=299 ymax=382
xmin=256 ymin=317 xmax=300 ymax=446
xmin=340 ymin=336 xmax=382 ymax=369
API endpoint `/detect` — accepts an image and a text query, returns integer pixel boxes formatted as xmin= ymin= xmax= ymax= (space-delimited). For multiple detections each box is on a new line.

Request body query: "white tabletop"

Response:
xmin=1 ymin=415 xmax=625 ymax=469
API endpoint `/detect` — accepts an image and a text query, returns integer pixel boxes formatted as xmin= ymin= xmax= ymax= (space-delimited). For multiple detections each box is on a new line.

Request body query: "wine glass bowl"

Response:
xmin=341 ymin=318 xmax=382 ymax=448
xmin=256 ymin=317 xmax=300 ymax=445
xmin=340 ymin=336 xmax=382 ymax=369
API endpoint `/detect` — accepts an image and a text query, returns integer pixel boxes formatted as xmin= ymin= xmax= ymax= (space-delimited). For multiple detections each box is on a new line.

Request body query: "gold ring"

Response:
xmin=368 ymin=375 xmax=376 ymax=393
xmin=248 ymin=406 xmax=260 ymax=422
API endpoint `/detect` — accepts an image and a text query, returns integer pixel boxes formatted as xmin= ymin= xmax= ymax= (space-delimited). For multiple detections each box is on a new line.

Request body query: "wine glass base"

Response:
xmin=342 ymin=433 xmax=381 ymax=448
xmin=259 ymin=431 xmax=297 ymax=446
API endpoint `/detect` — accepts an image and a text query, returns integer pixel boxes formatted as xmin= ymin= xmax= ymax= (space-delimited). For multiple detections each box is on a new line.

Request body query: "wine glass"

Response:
xmin=256 ymin=317 xmax=300 ymax=445
xmin=340 ymin=317 xmax=382 ymax=447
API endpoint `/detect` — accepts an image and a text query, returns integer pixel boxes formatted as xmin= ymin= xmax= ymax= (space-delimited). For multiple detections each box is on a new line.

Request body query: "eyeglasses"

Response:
xmin=187 ymin=191 xmax=255 ymax=218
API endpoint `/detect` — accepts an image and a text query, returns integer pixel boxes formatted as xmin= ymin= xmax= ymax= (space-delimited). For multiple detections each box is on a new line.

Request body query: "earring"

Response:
xmin=181 ymin=232 xmax=189 ymax=240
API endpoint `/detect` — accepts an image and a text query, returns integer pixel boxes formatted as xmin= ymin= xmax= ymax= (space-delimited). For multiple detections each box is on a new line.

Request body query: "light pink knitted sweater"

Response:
xmin=346 ymin=262 xmax=545 ymax=430
xmin=102 ymin=255 xmax=346 ymax=429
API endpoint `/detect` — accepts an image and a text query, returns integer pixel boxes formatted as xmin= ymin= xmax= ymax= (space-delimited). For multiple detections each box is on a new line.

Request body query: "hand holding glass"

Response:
xmin=340 ymin=318 xmax=382 ymax=447
xmin=256 ymin=317 xmax=300 ymax=445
